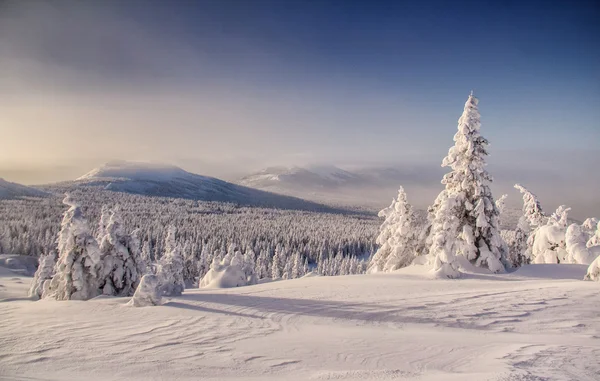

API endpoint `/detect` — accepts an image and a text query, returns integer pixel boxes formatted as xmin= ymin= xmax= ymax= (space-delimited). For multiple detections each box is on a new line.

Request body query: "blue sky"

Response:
xmin=0 ymin=0 xmax=598 ymax=214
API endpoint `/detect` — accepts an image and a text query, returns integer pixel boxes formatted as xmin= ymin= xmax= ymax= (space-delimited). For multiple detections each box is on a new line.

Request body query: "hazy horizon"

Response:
xmin=1 ymin=0 xmax=598 ymax=218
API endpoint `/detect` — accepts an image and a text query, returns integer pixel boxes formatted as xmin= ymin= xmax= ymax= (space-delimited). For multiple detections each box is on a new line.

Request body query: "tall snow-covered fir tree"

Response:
xmin=428 ymin=93 xmax=506 ymax=277
xmin=43 ymin=195 xmax=102 ymax=300
xmin=368 ymin=186 xmax=418 ymax=273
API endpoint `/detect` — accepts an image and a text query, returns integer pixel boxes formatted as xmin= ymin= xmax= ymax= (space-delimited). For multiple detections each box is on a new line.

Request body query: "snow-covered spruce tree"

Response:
xmin=495 ymin=194 xmax=508 ymax=224
xmin=97 ymin=207 xmax=145 ymax=297
xmin=427 ymin=93 xmax=506 ymax=277
xmin=28 ymin=250 xmax=57 ymax=299
xmin=512 ymin=184 xmax=545 ymax=265
xmin=292 ymin=251 xmax=304 ymax=278
xmin=271 ymin=246 xmax=283 ymax=279
xmin=182 ymin=240 xmax=199 ymax=287
xmin=156 ymin=226 xmax=185 ymax=296
xmin=43 ymin=195 xmax=102 ymax=300
xmin=242 ymin=249 xmax=257 ymax=284
xmin=368 ymin=186 xmax=418 ymax=273
xmin=96 ymin=205 xmax=111 ymax=242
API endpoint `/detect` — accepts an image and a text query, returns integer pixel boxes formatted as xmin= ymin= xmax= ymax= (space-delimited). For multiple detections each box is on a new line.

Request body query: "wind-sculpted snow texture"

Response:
xmin=1 ymin=260 xmax=599 ymax=381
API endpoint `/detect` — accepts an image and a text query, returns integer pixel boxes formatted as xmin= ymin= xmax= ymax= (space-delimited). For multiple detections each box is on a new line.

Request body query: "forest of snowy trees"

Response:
xmin=1 ymin=187 xmax=375 ymax=297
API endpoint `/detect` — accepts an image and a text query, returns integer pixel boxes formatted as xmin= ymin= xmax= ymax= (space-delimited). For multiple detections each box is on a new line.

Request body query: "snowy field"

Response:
xmin=1 ymin=257 xmax=598 ymax=381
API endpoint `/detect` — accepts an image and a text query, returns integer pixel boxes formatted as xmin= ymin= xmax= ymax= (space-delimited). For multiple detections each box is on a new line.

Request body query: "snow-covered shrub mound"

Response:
xmin=509 ymin=264 xmax=589 ymax=280
xmin=565 ymin=224 xmax=596 ymax=265
xmin=0 ymin=254 xmax=39 ymax=277
xmin=199 ymin=264 xmax=248 ymax=288
xmin=531 ymin=225 xmax=567 ymax=264
xmin=128 ymin=274 xmax=162 ymax=307
xmin=199 ymin=251 xmax=256 ymax=289
xmin=585 ymin=256 xmax=600 ymax=281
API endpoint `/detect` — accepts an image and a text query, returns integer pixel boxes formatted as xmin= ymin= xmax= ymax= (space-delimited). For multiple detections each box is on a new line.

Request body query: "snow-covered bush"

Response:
xmin=565 ymin=224 xmax=596 ymax=265
xmin=128 ymin=274 xmax=162 ymax=307
xmin=156 ymin=226 xmax=185 ymax=296
xmin=427 ymin=93 xmax=506 ymax=277
xmin=43 ymin=195 xmax=102 ymax=301
xmin=28 ymin=251 xmax=56 ymax=299
xmin=587 ymin=221 xmax=600 ymax=248
xmin=199 ymin=254 xmax=248 ymax=288
xmin=368 ymin=186 xmax=419 ymax=273
xmin=530 ymin=205 xmax=571 ymax=264
xmin=584 ymin=255 xmax=600 ymax=281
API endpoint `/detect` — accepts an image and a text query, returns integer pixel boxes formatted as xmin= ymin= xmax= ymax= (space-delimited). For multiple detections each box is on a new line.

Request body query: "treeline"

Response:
xmin=0 ymin=188 xmax=378 ymax=278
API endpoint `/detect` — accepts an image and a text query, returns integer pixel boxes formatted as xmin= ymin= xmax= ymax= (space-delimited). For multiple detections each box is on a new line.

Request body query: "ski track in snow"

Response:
xmin=0 ymin=266 xmax=599 ymax=381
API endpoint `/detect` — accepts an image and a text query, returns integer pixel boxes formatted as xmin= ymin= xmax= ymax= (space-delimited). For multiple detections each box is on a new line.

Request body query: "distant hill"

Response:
xmin=0 ymin=178 xmax=47 ymax=199
xmin=40 ymin=161 xmax=349 ymax=213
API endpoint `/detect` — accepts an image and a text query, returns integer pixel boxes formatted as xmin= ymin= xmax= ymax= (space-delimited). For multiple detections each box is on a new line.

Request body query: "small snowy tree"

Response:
xmin=97 ymin=207 xmax=145 ymax=297
xmin=513 ymin=184 xmax=546 ymax=264
xmin=530 ymin=205 xmax=571 ymax=264
xmin=242 ymin=249 xmax=257 ymax=284
xmin=548 ymin=205 xmax=571 ymax=228
xmin=291 ymin=252 xmax=304 ymax=278
xmin=271 ymin=246 xmax=283 ymax=279
xmin=495 ymin=194 xmax=508 ymax=224
xmin=156 ymin=226 xmax=185 ymax=296
xmin=182 ymin=240 xmax=199 ymax=287
xmin=587 ymin=221 xmax=600 ymax=248
xmin=128 ymin=274 xmax=162 ymax=307
xmin=368 ymin=186 xmax=418 ymax=273
xmin=428 ymin=193 xmax=461 ymax=278
xmin=43 ymin=195 xmax=102 ymax=301
xmin=28 ymin=250 xmax=57 ymax=299
xmin=565 ymin=224 xmax=596 ymax=265
xmin=427 ymin=93 xmax=506 ymax=277
xmin=96 ymin=205 xmax=111 ymax=242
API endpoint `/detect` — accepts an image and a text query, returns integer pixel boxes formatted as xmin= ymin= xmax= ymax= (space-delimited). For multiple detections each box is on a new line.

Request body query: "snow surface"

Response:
xmin=1 ymin=260 xmax=599 ymax=381
xmin=0 ymin=254 xmax=38 ymax=277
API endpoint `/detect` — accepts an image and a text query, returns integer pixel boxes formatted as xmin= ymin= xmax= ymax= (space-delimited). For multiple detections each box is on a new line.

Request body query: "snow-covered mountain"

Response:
xmin=239 ymin=165 xmax=364 ymax=190
xmin=42 ymin=161 xmax=340 ymax=212
xmin=0 ymin=178 xmax=47 ymax=199
xmin=239 ymin=164 xmax=442 ymax=192
xmin=238 ymin=164 xmax=444 ymax=211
